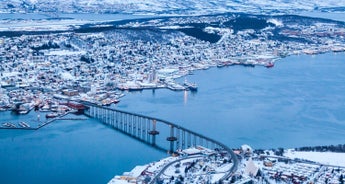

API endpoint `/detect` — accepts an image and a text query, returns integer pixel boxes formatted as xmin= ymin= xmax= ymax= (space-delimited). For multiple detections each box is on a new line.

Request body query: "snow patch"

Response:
xmin=60 ymin=71 xmax=74 ymax=80
xmin=267 ymin=18 xmax=284 ymax=27
xmin=159 ymin=25 xmax=193 ymax=30
xmin=46 ymin=50 xmax=86 ymax=56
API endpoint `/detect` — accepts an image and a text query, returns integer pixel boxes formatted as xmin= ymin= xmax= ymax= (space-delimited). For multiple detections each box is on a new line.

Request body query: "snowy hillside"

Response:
xmin=1 ymin=0 xmax=344 ymax=15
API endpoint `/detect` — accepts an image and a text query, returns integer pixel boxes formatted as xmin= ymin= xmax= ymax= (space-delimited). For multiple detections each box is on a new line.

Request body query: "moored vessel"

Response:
xmin=183 ymin=78 xmax=198 ymax=91
xmin=265 ymin=62 xmax=274 ymax=68
xmin=46 ymin=113 xmax=59 ymax=119
xmin=19 ymin=121 xmax=30 ymax=128
xmin=2 ymin=122 xmax=16 ymax=128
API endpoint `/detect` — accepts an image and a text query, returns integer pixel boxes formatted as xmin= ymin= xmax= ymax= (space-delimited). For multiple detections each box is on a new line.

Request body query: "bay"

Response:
xmin=0 ymin=113 xmax=166 ymax=184
xmin=1 ymin=52 xmax=345 ymax=184
xmin=116 ymin=52 xmax=345 ymax=149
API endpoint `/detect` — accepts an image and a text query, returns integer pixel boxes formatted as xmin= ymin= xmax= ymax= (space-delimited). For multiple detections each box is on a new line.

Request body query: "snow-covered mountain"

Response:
xmin=1 ymin=0 xmax=344 ymax=15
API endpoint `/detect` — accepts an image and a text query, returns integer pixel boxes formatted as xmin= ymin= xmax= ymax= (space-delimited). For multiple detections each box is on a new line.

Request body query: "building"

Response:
xmin=62 ymin=89 xmax=79 ymax=96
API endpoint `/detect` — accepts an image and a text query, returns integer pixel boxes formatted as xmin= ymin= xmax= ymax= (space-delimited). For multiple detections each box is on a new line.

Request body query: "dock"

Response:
xmin=0 ymin=111 xmax=86 ymax=130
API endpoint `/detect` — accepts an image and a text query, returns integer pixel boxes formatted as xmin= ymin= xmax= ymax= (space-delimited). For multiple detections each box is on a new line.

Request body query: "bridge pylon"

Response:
xmin=166 ymin=125 xmax=178 ymax=153
xmin=148 ymin=120 xmax=159 ymax=145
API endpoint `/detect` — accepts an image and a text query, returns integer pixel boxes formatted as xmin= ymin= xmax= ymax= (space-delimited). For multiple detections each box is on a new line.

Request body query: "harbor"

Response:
xmin=0 ymin=103 xmax=87 ymax=130
xmin=0 ymin=9 xmax=345 ymax=184
xmin=1 ymin=13 xmax=345 ymax=115
xmin=1 ymin=52 xmax=345 ymax=184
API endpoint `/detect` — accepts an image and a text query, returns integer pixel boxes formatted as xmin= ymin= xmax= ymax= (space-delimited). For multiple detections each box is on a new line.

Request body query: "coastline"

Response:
xmin=1 ymin=12 xmax=345 ymax=184
xmin=1 ymin=13 xmax=345 ymax=113
xmin=109 ymin=145 xmax=345 ymax=183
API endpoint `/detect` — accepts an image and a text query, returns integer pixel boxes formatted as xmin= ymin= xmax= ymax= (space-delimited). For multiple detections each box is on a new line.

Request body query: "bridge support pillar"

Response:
xmin=167 ymin=125 xmax=177 ymax=154
xmin=148 ymin=120 xmax=159 ymax=145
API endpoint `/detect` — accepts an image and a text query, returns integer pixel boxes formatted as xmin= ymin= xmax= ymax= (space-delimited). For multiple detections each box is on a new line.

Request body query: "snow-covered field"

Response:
xmin=285 ymin=149 xmax=345 ymax=167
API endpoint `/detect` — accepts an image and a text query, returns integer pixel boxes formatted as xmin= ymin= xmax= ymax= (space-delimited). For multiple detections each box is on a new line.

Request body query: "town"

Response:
xmin=0 ymin=13 xmax=345 ymax=127
xmin=1 ymin=6 xmax=345 ymax=184
xmin=109 ymin=145 xmax=345 ymax=184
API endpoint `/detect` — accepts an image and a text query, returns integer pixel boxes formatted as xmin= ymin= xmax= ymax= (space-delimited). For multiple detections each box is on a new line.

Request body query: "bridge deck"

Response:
xmin=83 ymin=103 xmax=238 ymax=181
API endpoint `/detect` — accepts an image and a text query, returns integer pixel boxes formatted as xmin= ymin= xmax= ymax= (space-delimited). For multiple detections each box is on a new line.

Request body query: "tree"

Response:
xmin=340 ymin=174 xmax=344 ymax=184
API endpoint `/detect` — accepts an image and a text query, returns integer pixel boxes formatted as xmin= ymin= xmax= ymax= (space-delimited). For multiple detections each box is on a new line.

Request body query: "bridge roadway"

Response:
xmin=81 ymin=102 xmax=239 ymax=182
xmin=150 ymin=155 xmax=204 ymax=184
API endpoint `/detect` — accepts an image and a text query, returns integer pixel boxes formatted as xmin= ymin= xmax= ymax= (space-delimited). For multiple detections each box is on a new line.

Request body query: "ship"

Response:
xmin=166 ymin=81 xmax=186 ymax=91
xmin=46 ymin=113 xmax=59 ymax=119
xmin=265 ymin=62 xmax=274 ymax=68
xmin=241 ymin=63 xmax=255 ymax=67
xmin=18 ymin=109 xmax=29 ymax=114
xmin=183 ymin=79 xmax=198 ymax=91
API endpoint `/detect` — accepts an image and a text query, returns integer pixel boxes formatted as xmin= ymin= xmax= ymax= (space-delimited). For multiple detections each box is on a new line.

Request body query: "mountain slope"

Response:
xmin=1 ymin=0 xmax=344 ymax=14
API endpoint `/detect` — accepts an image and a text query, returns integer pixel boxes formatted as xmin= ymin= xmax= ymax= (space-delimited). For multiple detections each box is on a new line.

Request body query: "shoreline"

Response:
xmin=0 ymin=110 xmax=85 ymax=130
xmin=1 ymin=13 xmax=345 ymax=114
xmin=0 ymin=51 xmax=343 ymax=113
xmin=109 ymin=145 xmax=345 ymax=184
xmin=0 ymin=12 xmax=345 ymax=183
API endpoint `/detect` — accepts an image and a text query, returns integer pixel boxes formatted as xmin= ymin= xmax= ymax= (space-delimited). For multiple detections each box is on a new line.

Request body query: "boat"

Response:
xmin=101 ymin=98 xmax=118 ymax=106
xmin=217 ymin=63 xmax=226 ymax=68
xmin=18 ymin=110 xmax=29 ymax=114
xmin=2 ymin=122 xmax=16 ymax=128
xmin=46 ymin=113 xmax=59 ymax=118
xmin=241 ymin=63 xmax=255 ymax=67
xmin=183 ymin=79 xmax=198 ymax=91
xmin=40 ymin=104 xmax=50 ymax=112
xmin=101 ymin=100 xmax=111 ymax=106
xmin=19 ymin=122 xmax=30 ymax=128
xmin=50 ymin=105 xmax=59 ymax=112
xmin=112 ymin=99 xmax=120 ymax=104
xmin=184 ymin=82 xmax=198 ymax=91
xmin=128 ymin=86 xmax=144 ymax=92
xmin=265 ymin=62 xmax=274 ymax=68
xmin=167 ymin=83 xmax=186 ymax=91
xmin=217 ymin=61 xmax=234 ymax=68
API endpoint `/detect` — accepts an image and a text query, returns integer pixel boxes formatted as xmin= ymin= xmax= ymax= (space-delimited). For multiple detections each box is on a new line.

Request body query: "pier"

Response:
xmin=0 ymin=112 xmax=84 ymax=131
xmin=83 ymin=104 xmax=239 ymax=180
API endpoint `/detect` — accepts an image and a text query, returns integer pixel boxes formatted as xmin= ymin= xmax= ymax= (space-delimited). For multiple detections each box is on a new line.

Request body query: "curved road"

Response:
xmin=149 ymin=155 xmax=204 ymax=184
xmin=150 ymin=148 xmax=238 ymax=183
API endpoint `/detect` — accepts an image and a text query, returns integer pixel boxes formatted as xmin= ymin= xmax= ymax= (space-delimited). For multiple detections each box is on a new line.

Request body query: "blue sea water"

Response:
xmin=0 ymin=114 xmax=166 ymax=184
xmin=116 ymin=52 xmax=345 ymax=149
xmin=0 ymin=52 xmax=345 ymax=184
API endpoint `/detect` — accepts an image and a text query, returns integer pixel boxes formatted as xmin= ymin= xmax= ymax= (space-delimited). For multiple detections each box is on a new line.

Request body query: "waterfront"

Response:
xmin=1 ymin=52 xmax=345 ymax=183
xmin=116 ymin=52 xmax=345 ymax=149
